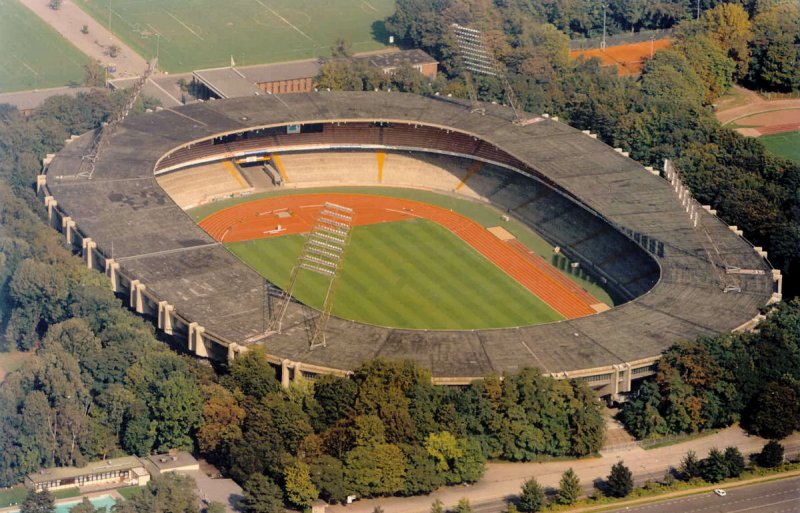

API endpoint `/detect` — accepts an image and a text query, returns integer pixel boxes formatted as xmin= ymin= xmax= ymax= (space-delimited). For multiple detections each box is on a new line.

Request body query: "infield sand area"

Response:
xmin=202 ymin=192 xmax=606 ymax=327
xmin=191 ymin=186 xmax=616 ymax=306
xmin=73 ymin=0 xmax=395 ymax=72
xmin=0 ymin=0 xmax=87 ymax=92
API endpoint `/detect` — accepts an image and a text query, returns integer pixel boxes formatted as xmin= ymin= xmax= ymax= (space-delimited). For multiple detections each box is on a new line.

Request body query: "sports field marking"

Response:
xmin=164 ymin=10 xmax=204 ymax=41
xmin=272 ymin=154 xmax=289 ymax=182
xmin=12 ymin=54 xmax=38 ymax=76
xmin=223 ymin=161 xmax=248 ymax=188
xmin=252 ymin=0 xmax=313 ymax=41
xmin=361 ymin=0 xmax=379 ymax=13
xmin=201 ymin=193 xmax=598 ymax=319
xmin=376 ymin=152 xmax=385 ymax=183
xmin=455 ymin=160 xmax=483 ymax=191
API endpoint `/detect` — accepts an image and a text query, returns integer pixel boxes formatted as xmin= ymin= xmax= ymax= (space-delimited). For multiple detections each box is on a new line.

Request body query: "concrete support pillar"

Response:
xmin=129 ymin=279 xmax=144 ymax=312
xmin=281 ymin=359 xmax=291 ymax=388
xmin=105 ymin=258 xmax=120 ymax=292
xmin=82 ymin=238 xmax=96 ymax=269
xmin=189 ymin=324 xmax=207 ymax=357
xmin=293 ymin=363 xmax=303 ymax=382
xmin=44 ymin=196 xmax=57 ymax=221
xmin=158 ymin=301 xmax=175 ymax=335
xmin=61 ymin=217 xmax=76 ymax=244
xmin=36 ymin=174 xmax=47 ymax=193
xmin=227 ymin=343 xmax=243 ymax=361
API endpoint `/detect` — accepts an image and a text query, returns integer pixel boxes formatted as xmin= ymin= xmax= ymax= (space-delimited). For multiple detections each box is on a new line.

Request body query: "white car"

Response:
xmin=714 ymin=489 xmax=727 ymax=497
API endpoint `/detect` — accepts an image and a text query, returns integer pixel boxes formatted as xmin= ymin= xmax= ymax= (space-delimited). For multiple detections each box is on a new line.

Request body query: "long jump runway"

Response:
xmin=199 ymin=193 xmax=598 ymax=319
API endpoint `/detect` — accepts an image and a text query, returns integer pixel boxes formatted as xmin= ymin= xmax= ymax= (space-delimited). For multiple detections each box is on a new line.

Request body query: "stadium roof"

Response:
xmin=44 ymin=92 xmax=774 ymax=379
xmin=192 ymin=67 xmax=262 ymax=99
xmin=357 ymin=48 xmax=438 ymax=69
xmin=238 ymin=60 xmax=322 ymax=84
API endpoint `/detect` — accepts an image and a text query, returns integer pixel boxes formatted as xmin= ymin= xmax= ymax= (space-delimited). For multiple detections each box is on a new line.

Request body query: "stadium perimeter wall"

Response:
xmin=39 ymin=93 xmax=778 ymax=396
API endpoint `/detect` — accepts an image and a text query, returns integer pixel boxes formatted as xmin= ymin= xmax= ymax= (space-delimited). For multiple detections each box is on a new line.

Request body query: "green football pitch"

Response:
xmin=73 ymin=0 xmax=395 ymax=72
xmin=760 ymin=130 xmax=800 ymax=164
xmin=0 ymin=0 xmax=87 ymax=92
xmin=228 ymin=219 xmax=566 ymax=330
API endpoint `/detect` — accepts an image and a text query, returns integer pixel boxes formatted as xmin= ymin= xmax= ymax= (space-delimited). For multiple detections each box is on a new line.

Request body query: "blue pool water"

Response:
xmin=8 ymin=494 xmax=116 ymax=513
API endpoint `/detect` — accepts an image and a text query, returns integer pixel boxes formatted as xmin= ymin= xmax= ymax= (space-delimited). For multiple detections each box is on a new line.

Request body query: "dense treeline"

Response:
xmin=203 ymin=355 xmax=604 ymax=508
xmin=357 ymin=1 xmax=800 ymax=294
xmin=621 ymin=299 xmax=800 ymax=440
xmin=0 ymin=92 xmax=208 ymax=486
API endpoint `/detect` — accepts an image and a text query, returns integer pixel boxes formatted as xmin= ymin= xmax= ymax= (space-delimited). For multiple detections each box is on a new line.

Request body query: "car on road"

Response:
xmin=714 ymin=489 xmax=726 ymax=497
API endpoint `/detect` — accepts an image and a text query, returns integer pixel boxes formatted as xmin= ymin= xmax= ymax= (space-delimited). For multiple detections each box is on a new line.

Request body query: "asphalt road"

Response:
xmin=603 ymin=476 xmax=800 ymax=513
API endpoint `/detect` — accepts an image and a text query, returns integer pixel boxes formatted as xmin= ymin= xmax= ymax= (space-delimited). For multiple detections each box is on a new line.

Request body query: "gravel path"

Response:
xmin=19 ymin=0 xmax=148 ymax=78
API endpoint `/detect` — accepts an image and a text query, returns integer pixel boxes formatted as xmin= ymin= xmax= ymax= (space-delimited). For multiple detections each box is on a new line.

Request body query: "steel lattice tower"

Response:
xmin=268 ymin=202 xmax=354 ymax=349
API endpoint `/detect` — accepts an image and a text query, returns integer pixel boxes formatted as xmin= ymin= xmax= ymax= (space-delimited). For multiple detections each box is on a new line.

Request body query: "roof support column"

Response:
xmin=158 ymin=301 xmax=175 ymax=334
xmin=82 ymin=238 xmax=96 ymax=269
xmin=105 ymin=258 xmax=120 ymax=292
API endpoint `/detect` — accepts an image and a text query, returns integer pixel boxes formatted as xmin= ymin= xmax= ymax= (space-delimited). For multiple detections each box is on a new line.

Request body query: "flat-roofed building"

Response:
xmin=25 ymin=456 xmax=149 ymax=492
xmin=355 ymin=49 xmax=438 ymax=79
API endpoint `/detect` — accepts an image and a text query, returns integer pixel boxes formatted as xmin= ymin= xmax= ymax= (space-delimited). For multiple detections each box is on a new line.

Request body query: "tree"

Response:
xmin=241 ymin=474 xmax=284 ymax=513
xmin=701 ymin=3 xmax=753 ymax=78
xmin=344 ymin=443 xmax=407 ymax=497
xmin=20 ymin=489 xmax=54 ymax=513
xmin=108 ymin=45 xmax=120 ymax=59
xmin=69 ymin=497 xmax=101 ymax=513
xmin=283 ymin=460 xmax=319 ymax=509
xmin=197 ymin=384 xmax=245 ymax=457
xmin=114 ymin=473 xmax=197 ymax=513
xmin=700 ymin=448 xmax=729 ymax=483
xmin=84 ymin=59 xmax=106 ymax=87
xmin=745 ymin=379 xmax=800 ymax=439
xmin=81 ymin=25 xmax=89 ymax=34
xmin=556 ymin=468 xmax=581 ymax=505
xmin=606 ymin=461 xmax=634 ymax=497
xmin=431 ymin=499 xmax=444 ymax=513
xmin=680 ymin=450 xmax=702 ymax=480
xmin=206 ymin=503 xmax=226 ymax=513
xmin=331 ymin=37 xmax=353 ymax=58
xmin=455 ymin=498 xmax=472 ymax=513
xmin=225 ymin=347 xmax=280 ymax=399
xmin=309 ymin=455 xmax=347 ymax=504
xmin=48 ymin=0 xmax=61 ymax=9
xmin=747 ymin=3 xmax=800 ymax=91
xmin=316 ymin=60 xmax=363 ymax=91
xmin=151 ymin=374 xmax=203 ymax=451
xmin=724 ymin=446 xmax=745 ymax=478
xmin=758 ymin=440 xmax=785 ymax=468
xmin=518 ymin=477 xmax=546 ymax=512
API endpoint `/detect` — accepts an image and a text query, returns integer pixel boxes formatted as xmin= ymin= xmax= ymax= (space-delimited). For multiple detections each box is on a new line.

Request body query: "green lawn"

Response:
xmin=193 ymin=186 xmax=617 ymax=305
xmin=0 ymin=0 xmax=88 ymax=92
xmin=228 ymin=219 xmax=565 ymax=329
xmin=73 ymin=0 xmax=394 ymax=72
xmin=760 ymin=130 xmax=800 ymax=163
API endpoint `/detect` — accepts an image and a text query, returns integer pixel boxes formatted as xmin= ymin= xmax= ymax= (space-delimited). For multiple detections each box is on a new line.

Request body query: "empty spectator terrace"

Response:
xmin=40 ymin=92 xmax=778 ymax=395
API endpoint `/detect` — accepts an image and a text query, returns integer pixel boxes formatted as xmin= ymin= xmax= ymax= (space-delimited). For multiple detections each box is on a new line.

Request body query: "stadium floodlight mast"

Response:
xmin=601 ymin=2 xmax=607 ymax=51
xmin=268 ymin=203 xmax=355 ymax=349
xmin=451 ymin=23 xmax=522 ymax=123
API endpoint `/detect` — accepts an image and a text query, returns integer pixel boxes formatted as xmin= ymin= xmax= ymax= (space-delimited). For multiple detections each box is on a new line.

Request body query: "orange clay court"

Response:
xmin=200 ymin=193 xmax=602 ymax=319
xmin=570 ymin=38 xmax=672 ymax=76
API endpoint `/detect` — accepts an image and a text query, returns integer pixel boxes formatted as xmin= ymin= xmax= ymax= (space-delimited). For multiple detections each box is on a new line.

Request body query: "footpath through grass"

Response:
xmin=0 ymin=0 xmax=87 ymax=92
xmin=73 ymin=0 xmax=394 ymax=72
xmin=192 ymin=186 xmax=616 ymax=306
xmin=228 ymin=218 xmax=564 ymax=330
xmin=760 ymin=130 xmax=800 ymax=163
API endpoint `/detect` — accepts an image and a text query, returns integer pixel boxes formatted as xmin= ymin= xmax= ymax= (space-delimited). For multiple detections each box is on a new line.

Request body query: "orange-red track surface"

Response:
xmin=200 ymin=193 xmax=598 ymax=319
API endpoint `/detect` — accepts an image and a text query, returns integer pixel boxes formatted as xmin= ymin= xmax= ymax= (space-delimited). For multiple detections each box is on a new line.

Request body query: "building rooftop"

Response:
xmin=192 ymin=67 xmax=262 ymax=99
xmin=26 ymin=456 xmax=143 ymax=484
xmin=145 ymin=452 xmax=199 ymax=474
xmin=0 ymin=86 xmax=94 ymax=112
xmin=238 ymin=59 xmax=322 ymax=84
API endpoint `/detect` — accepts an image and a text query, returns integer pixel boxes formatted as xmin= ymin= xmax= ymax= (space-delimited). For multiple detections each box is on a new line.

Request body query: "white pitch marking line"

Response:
xmin=385 ymin=208 xmax=422 ymax=218
xmin=361 ymin=0 xmax=379 ymax=12
xmin=164 ymin=10 xmax=204 ymax=41
xmin=253 ymin=0 xmax=313 ymax=41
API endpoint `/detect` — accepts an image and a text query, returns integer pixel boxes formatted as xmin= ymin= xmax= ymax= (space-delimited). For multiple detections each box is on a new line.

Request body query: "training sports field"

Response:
xmin=199 ymin=189 xmax=614 ymax=330
xmin=73 ymin=0 xmax=395 ymax=72
xmin=760 ymin=130 xmax=800 ymax=163
xmin=0 ymin=0 xmax=87 ymax=92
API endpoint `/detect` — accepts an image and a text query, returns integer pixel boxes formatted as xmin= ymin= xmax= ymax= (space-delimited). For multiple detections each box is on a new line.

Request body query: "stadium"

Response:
xmin=39 ymin=92 xmax=780 ymax=398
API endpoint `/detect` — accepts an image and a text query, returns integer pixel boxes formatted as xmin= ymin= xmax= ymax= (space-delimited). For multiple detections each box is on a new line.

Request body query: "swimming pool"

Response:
xmin=7 ymin=494 xmax=116 ymax=513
